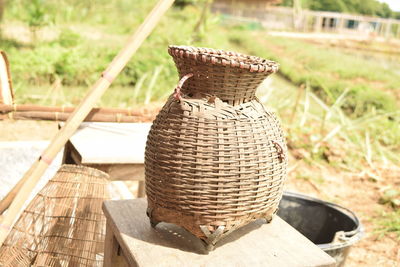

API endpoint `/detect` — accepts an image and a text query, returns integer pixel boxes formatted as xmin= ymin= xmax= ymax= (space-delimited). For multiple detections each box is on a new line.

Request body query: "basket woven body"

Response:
xmin=145 ymin=46 xmax=288 ymax=248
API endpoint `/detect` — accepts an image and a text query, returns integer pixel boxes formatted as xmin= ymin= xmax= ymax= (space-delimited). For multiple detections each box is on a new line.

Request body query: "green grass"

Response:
xmin=224 ymin=28 xmax=400 ymax=165
xmin=260 ymin=75 xmax=400 ymax=168
xmin=227 ymin=30 xmax=400 ymax=117
xmin=375 ymin=209 xmax=400 ymax=240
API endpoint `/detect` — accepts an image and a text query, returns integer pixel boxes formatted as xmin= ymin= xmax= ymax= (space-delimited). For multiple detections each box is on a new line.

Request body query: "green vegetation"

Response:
xmin=1 ymin=0 xmax=233 ymax=106
xmin=228 ymin=31 xmax=400 ymax=116
xmin=375 ymin=209 xmax=400 ymax=239
xmin=226 ymin=28 xmax=400 ymax=166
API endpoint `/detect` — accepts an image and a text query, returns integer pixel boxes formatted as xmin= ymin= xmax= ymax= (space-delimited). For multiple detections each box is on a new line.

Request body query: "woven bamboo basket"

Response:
xmin=145 ymin=45 xmax=288 ymax=251
xmin=0 ymin=165 xmax=110 ymax=266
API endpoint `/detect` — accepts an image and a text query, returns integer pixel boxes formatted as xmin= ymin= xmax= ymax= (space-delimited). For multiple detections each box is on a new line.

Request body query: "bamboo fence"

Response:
xmin=5 ymin=111 xmax=153 ymax=123
xmin=0 ymin=103 xmax=143 ymax=115
xmin=0 ymin=104 xmax=157 ymax=122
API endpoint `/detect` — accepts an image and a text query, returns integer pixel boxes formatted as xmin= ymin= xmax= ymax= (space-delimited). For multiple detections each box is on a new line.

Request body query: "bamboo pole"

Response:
xmin=0 ymin=103 xmax=144 ymax=116
xmin=0 ymin=0 xmax=175 ymax=247
xmin=3 ymin=110 xmax=154 ymax=123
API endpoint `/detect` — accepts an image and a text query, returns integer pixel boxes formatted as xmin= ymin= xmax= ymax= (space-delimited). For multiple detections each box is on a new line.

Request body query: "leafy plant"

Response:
xmin=26 ymin=0 xmax=53 ymax=41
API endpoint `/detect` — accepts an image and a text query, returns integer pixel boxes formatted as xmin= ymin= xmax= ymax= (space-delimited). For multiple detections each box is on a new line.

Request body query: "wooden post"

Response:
xmin=314 ymin=15 xmax=322 ymax=32
xmin=337 ymin=16 xmax=345 ymax=33
xmin=376 ymin=21 xmax=382 ymax=36
xmin=396 ymin=22 xmax=400 ymax=39
xmin=137 ymin=181 xmax=146 ymax=198
xmin=104 ymin=222 xmax=130 ymax=267
xmin=0 ymin=0 xmax=175 ymax=247
xmin=0 ymin=51 xmax=13 ymax=105
xmin=293 ymin=0 xmax=303 ymax=31
xmin=385 ymin=21 xmax=392 ymax=39
xmin=302 ymin=14 xmax=308 ymax=32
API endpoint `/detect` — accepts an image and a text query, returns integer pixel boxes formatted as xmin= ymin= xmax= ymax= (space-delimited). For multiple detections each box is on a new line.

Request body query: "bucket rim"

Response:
xmin=282 ymin=191 xmax=364 ymax=249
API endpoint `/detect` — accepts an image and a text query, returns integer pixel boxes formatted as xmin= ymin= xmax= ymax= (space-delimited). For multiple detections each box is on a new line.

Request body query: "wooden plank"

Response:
xmin=137 ymin=181 xmax=145 ymax=198
xmin=102 ymin=199 xmax=336 ymax=267
xmin=61 ymin=141 xmax=75 ymax=164
xmin=0 ymin=51 xmax=13 ymax=105
xmin=61 ymin=123 xmax=147 ymax=196
xmin=68 ymin=122 xmax=151 ymax=164
xmin=104 ymin=222 xmax=132 ymax=267
xmin=86 ymin=164 xmax=144 ymax=181
xmin=69 ymin=143 xmax=83 ymax=164
xmin=62 ymin=137 xmax=145 ymax=181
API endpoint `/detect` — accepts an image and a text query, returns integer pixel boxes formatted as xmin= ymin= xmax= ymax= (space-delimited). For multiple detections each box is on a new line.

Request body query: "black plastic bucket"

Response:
xmin=277 ymin=191 xmax=363 ymax=267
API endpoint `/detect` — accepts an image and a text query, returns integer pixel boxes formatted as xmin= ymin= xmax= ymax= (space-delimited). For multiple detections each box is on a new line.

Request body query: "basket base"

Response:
xmin=146 ymin=204 xmax=276 ymax=252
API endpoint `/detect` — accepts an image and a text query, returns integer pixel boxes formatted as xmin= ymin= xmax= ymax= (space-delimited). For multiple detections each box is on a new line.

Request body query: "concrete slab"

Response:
xmin=0 ymin=141 xmax=62 ymax=205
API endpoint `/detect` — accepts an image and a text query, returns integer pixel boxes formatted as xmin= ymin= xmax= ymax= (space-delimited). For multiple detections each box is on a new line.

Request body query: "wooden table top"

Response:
xmin=67 ymin=122 xmax=151 ymax=164
xmin=103 ymin=198 xmax=336 ymax=267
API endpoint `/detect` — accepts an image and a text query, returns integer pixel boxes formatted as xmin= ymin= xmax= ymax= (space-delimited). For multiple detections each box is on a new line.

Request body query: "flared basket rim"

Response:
xmin=168 ymin=45 xmax=279 ymax=74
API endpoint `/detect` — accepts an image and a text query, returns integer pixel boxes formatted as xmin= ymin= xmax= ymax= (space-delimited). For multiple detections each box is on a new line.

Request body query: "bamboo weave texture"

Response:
xmin=146 ymin=46 xmax=288 ymax=243
xmin=0 ymin=165 xmax=110 ymax=267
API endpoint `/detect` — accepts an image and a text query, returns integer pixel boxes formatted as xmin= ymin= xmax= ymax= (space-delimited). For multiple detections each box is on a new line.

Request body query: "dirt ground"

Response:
xmin=0 ymin=119 xmax=399 ymax=266
xmin=285 ymin=157 xmax=400 ymax=266
xmin=0 ymin=120 xmax=59 ymax=141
